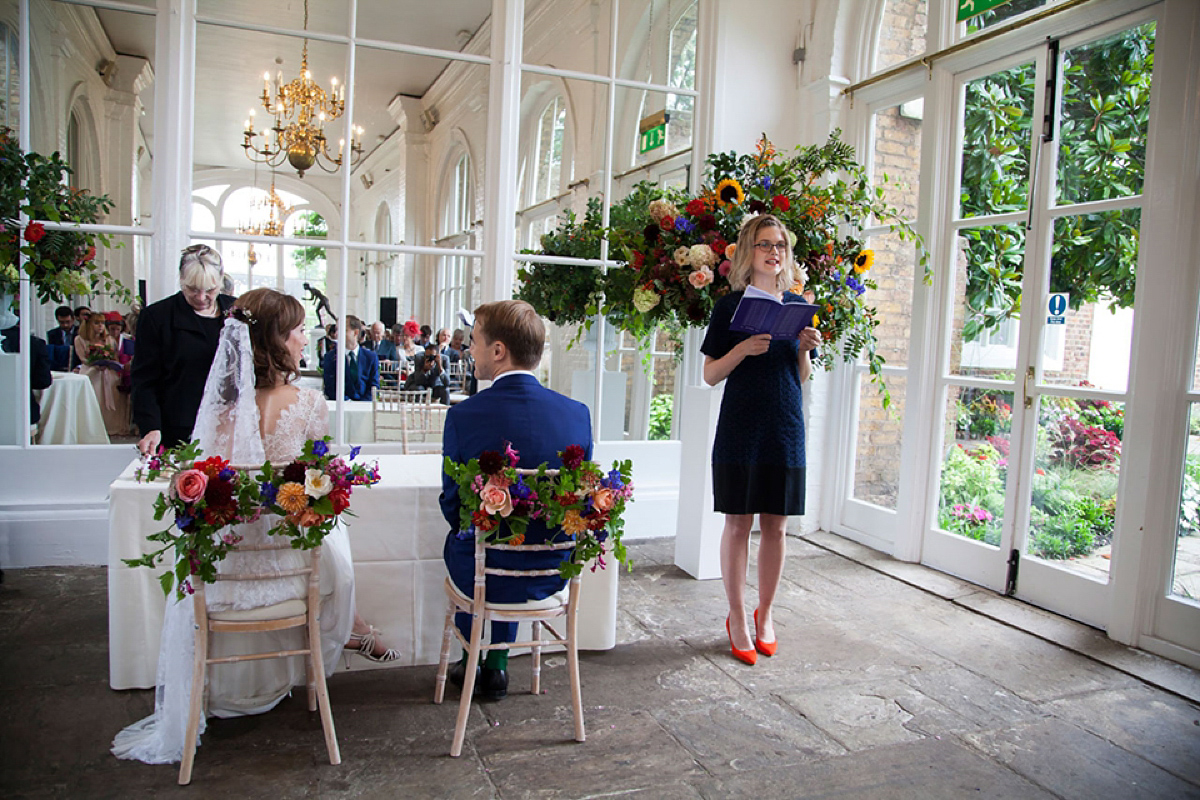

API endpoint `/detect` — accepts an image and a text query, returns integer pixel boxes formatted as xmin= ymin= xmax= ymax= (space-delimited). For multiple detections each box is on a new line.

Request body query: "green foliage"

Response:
xmin=1179 ymin=455 xmax=1200 ymax=538
xmin=0 ymin=127 xmax=130 ymax=307
xmin=939 ymin=444 xmax=1005 ymax=512
xmin=515 ymin=198 xmax=605 ymax=327
xmin=959 ymin=25 xmax=1154 ymax=339
xmin=291 ymin=210 xmax=328 ymax=280
xmin=648 ymin=393 xmax=673 ymax=441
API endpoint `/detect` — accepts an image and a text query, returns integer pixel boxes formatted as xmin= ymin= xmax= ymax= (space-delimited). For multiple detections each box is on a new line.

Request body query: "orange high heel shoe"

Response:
xmin=726 ymin=616 xmax=757 ymax=665
xmin=753 ymin=609 xmax=777 ymax=657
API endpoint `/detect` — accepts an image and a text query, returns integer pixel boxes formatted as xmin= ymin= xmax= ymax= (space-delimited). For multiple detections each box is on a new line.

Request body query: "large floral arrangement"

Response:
xmin=0 ymin=127 xmax=130 ymax=309
xmin=126 ymin=437 xmax=380 ymax=597
xmin=443 ymin=442 xmax=633 ymax=579
xmin=517 ymin=132 xmax=925 ymax=402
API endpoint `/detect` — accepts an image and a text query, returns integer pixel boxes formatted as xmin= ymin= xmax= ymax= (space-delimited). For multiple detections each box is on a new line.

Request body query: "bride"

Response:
xmin=113 ymin=288 xmax=397 ymax=765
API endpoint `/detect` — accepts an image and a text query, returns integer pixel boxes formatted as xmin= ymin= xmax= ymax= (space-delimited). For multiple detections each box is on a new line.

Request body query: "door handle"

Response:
xmin=1023 ymin=366 xmax=1035 ymax=409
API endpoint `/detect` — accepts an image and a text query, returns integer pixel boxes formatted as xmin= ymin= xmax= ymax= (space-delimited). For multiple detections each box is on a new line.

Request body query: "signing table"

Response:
xmin=326 ymin=399 xmax=375 ymax=443
xmin=107 ymin=453 xmax=618 ymax=690
xmin=36 ymin=371 xmax=110 ymax=445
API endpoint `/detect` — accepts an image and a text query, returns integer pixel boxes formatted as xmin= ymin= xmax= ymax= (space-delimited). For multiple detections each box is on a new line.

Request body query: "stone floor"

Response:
xmin=3 ymin=534 xmax=1200 ymax=799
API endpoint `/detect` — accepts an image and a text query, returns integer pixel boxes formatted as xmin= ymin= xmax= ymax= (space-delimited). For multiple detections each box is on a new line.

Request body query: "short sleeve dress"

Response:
xmin=701 ymin=290 xmax=807 ymax=516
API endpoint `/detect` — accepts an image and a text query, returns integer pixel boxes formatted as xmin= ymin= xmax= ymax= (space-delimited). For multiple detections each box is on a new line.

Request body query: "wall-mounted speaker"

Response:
xmin=379 ymin=297 xmax=397 ymax=328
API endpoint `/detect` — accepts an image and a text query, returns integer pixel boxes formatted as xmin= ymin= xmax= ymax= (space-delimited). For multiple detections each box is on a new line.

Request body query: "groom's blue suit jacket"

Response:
xmin=441 ymin=373 xmax=593 ymax=615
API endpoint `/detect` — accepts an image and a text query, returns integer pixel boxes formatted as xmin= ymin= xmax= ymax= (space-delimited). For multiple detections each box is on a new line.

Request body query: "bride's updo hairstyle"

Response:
xmin=231 ymin=288 xmax=306 ymax=388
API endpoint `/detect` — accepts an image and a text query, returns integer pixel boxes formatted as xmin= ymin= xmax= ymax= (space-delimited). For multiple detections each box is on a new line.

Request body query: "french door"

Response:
xmin=923 ymin=15 xmax=1155 ymax=628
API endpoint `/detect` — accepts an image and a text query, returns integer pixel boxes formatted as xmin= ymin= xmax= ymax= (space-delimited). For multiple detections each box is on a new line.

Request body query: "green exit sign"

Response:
xmin=639 ymin=124 xmax=666 ymax=154
xmin=957 ymin=0 xmax=1014 ymax=21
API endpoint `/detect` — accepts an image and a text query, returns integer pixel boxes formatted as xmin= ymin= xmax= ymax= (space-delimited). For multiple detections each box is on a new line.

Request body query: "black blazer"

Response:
xmin=2 ymin=326 xmax=52 ymax=424
xmin=131 ymin=291 xmax=235 ymax=445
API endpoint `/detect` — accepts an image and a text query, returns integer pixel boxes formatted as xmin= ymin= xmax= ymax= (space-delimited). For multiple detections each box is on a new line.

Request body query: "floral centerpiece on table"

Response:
xmin=443 ymin=442 xmax=634 ymax=579
xmin=0 ymin=127 xmax=130 ymax=310
xmin=517 ymin=131 xmax=926 ymax=404
xmin=126 ymin=436 xmax=380 ymax=597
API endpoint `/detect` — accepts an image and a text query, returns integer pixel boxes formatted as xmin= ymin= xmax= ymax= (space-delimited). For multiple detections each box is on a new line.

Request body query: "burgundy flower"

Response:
xmin=697 ymin=213 xmax=717 ymax=232
xmin=686 ymin=300 xmax=706 ymax=321
xmin=561 ymin=444 xmax=586 ymax=470
xmin=204 ymin=478 xmax=234 ymax=510
xmin=643 ymin=223 xmax=661 ymax=245
xmin=747 ymin=199 xmax=768 ymax=215
xmin=478 ymin=450 xmax=505 ymax=475
xmin=282 ymin=462 xmax=306 ymax=483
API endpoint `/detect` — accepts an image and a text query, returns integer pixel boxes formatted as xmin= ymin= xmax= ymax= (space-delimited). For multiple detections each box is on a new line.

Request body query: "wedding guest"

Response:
xmin=441 ymin=299 xmax=593 ymax=700
xmin=701 ymin=214 xmax=821 ymax=666
xmin=417 ymin=324 xmax=432 ymax=346
xmin=363 ymin=321 xmax=386 ymax=352
xmin=317 ymin=322 xmax=336 ymax=361
xmin=449 ymin=328 xmax=468 ymax=356
xmin=76 ymin=311 xmax=131 ymax=436
xmin=322 ymin=315 xmax=379 ymax=401
xmin=375 ymin=324 xmax=400 ymax=363
xmin=131 ymin=244 xmax=236 ymax=455
xmin=46 ymin=305 xmax=76 ymax=370
xmin=73 ymin=305 xmax=91 ymax=327
xmin=396 ymin=322 xmax=422 ymax=363
xmin=435 ymin=327 xmax=461 ymax=364
xmin=2 ymin=318 xmax=52 ymax=426
xmin=404 ymin=342 xmax=450 ymax=405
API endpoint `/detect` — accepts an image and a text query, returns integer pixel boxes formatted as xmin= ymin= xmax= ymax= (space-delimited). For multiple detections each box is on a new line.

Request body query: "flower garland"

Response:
xmin=517 ymin=131 xmax=927 ymax=405
xmin=126 ymin=437 xmax=380 ymax=597
xmin=443 ymin=442 xmax=634 ymax=579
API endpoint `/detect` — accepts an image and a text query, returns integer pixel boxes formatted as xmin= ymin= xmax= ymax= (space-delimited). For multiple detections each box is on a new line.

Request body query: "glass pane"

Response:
xmin=1174 ymin=403 xmax=1200 ymax=603
xmin=613 ymin=83 xmax=697 ymax=192
xmin=29 ymin=3 xmax=156 ymax=227
xmin=1041 ymin=211 xmax=1139 ymax=393
xmin=948 ymin=224 xmax=1026 ymax=377
xmin=198 ymin=0 xmax=350 ymax=37
xmin=965 ymin=0 xmax=1044 ymax=35
xmin=874 ymin=0 xmax=927 ymax=72
xmin=1 ymin=1 xmax=20 ymax=133
xmin=25 ymin=233 xmax=148 ymax=446
xmin=357 ymin=0 xmax=490 ymax=52
xmin=936 ymin=385 xmax=1013 ymax=548
xmin=959 ymin=61 xmax=1035 ymax=219
xmin=872 ymin=101 xmax=922 ymax=220
xmin=862 ymin=231 xmax=917 ymax=368
xmin=1056 ymin=23 xmax=1156 ymax=206
xmin=1025 ymin=394 xmax=1123 ymax=581
xmin=853 ymin=374 xmax=907 ymax=509
xmin=524 ymin=0 xmax=613 ymax=78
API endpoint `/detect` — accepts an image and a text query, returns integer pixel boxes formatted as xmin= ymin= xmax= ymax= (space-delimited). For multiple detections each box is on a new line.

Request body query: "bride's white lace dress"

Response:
xmin=112 ymin=385 xmax=355 ymax=764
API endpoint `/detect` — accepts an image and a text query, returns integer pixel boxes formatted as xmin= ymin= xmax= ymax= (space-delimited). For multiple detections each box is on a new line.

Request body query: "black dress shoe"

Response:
xmin=479 ymin=667 xmax=508 ymax=700
xmin=448 ymin=660 xmax=481 ymax=692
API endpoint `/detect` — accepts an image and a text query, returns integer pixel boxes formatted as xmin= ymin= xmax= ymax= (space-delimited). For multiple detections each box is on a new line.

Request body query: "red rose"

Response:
xmin=686 ymin=198 xmax=706 ymax=216
xmin=329 ymin=488 xmax=350 ymax=514
xmin=23 ymin=222 xmax=46 ymax=243
xmin=632 ymin=251 xmax=645 ymax=268
xmin=80 ymin=245 xmax=96 ymax=263
xmin=561 ymin=444 xmax=586 ymax=470
xmin=711 ymin=239 xmax=727 ymax=256
xmin=659 ymin=215 xmax=674 ymax=230
xmin=772 ymin=195 xmax=791 ymax=212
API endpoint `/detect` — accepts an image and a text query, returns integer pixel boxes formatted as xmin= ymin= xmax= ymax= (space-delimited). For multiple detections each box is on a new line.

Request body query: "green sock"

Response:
xmin=483 ymin=649 xmax=508 ymax=670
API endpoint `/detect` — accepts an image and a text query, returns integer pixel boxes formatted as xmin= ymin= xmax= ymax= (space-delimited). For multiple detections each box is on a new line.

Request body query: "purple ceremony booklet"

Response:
xmin=729 ymin=286 xmax=818 ymax=340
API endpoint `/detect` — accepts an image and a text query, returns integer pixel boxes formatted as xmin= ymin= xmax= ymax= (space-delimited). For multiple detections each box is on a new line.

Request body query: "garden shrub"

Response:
xmin=1078 ymin=400 xmax=1124 ymax=440
xmin=1048 ymin=416 xmax=1121 ymax=470
xmin=648 ymin=394 xmax=673 ymax=441
xmin=1179 ymin=455 xmax=1200 ymax=537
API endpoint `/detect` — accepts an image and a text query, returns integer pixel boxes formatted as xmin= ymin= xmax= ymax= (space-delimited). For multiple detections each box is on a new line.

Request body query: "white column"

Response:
xmin=479 ymin=0 xmax=523 ymax=303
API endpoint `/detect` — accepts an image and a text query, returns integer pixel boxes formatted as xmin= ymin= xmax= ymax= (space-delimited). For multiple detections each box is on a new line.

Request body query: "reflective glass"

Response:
xmin=853 ymin=374 xmax=906 ymax=509
xmin=936 ymin=385 xmax=1013 ymax=547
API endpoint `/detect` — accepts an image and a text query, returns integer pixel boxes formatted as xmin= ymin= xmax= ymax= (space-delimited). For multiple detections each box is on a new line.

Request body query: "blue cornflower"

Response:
xmin=596 ymin=529 xmax=609 ymax=542
xmin=605 ymin=468 xmax=624 ymax=489
xmin=176 ymin=513 xmax=194 ymax=529
xmin=845 ymin=276 xmax=867 ymax=296
xmin=456 ymin=526 xmax=475 ymax=540
xmin=259 ymin=480 xmax=278 ymax=506
xmin=218 ymin=467 xmax=236 ymax=481
xmin=348 ymin=445 xmax=361 ymax=461
xmin=511 ymin=477 xmax=533 ymax=501
xmin=674 ymin=217 xmax=695 ymax=234
xmin=312 ymin=439 xmax=329 ymax=457
xmin=759 ymin=175 xmax=773 ymax=190
xmin=831 ymin=270 xmax=842 ymax=283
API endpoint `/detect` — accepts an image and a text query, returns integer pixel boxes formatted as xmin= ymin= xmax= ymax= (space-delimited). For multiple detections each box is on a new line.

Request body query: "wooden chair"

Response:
xmin=373 ymin=387 xmax=447 ymax=453
xmin=378 ymin=360 xmax=401 ymax=390
xmin=179 ymin=541 xmax=338 ymax=784
xmin=445 ymin=360 xmax=468 ymax=394
xmin=433 ymin=469 xmax=584 ymax=757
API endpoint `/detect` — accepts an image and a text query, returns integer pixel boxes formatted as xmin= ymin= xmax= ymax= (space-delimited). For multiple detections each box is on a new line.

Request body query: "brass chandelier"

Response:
xmin=237 ymin=173 xmax=293 ymax=238
xmin=242 ymin=0 xmax=363 ymax=178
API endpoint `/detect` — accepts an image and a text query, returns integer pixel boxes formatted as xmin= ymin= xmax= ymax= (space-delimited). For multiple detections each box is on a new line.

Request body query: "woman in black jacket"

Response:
xmin=132 ymin=245 xmax=235 ymax=455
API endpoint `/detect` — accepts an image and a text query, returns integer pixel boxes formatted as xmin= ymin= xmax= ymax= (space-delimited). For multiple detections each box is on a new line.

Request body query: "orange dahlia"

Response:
xmin=562 ymin=510 xmax=587 ymax=535
xmin=276 ymin=482 xmax=309 ymax=514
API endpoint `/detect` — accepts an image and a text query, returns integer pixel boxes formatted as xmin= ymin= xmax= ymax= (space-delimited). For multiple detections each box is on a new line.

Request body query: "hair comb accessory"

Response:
xmin=228 ymin=306 xmax=257 ymax=326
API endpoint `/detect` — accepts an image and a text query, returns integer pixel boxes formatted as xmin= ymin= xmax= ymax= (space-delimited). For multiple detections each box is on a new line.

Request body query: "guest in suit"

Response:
xmin=363 ymin=321 xmax=386 ymax=352
xmin=375 ymin=324 xmax=400 ymax=363
xmin=322 ymin=315 xmax=379 ymax=401
xmin=2 ymin=322 xmax=52 ymax=426
xmin=440 ymin=299 xmax=593 ymax=700
xmin=46 ymin=305 xmax=76 ymax=370
xmin=132 ymin=244 xmax=235 ymax=455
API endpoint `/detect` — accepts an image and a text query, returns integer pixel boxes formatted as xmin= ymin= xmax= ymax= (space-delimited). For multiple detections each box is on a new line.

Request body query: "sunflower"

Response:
xmin=853 ymin=250 xmax=874 ymax=273
xmin=715 ymin=178 xmax=744 ymax=209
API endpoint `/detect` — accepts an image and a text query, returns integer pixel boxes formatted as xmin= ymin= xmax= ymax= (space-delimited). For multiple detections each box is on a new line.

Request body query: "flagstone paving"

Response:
xmin=1 ymin=536 xmax=1198 ymax=799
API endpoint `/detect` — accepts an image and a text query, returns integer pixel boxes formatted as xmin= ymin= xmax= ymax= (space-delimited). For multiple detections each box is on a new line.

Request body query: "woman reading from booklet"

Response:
xmin=701 ymin=214 xmax=822 ymax=666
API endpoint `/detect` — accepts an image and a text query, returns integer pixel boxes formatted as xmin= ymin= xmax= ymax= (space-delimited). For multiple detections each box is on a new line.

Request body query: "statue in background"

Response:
xmin=304 ymin=282 xmax=336 ymax=328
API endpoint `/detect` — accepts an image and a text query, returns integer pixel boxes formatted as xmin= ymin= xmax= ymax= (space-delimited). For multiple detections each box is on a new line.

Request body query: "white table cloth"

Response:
xmin=326 ymin=399 xmax=375 ymax=444
xmin=108 ymin=453 xmax=618 ymax=689
xmin=36 ymin=371 xmax=110 ymax=445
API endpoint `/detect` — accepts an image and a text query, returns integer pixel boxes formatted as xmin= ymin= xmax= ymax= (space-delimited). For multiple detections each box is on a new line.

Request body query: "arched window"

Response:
xmin=437 ymin=152 xmax=473 ymax=331
xmin=532 ymin=96 xmax=566 ymax=205
xmin=665 ymin=1 xmax=697 ymax=154
xmin=0 ymin=22 xmax=18 ymax=132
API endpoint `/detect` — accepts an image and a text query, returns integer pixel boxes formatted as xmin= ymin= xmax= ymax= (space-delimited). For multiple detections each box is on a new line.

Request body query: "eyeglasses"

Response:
xmin=754 ymin=242 xmax=789 ymax=254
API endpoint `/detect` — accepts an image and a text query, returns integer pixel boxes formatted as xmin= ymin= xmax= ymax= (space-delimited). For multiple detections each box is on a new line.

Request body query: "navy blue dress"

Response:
xmin=701 ymin=291 xmax=807 ymax=516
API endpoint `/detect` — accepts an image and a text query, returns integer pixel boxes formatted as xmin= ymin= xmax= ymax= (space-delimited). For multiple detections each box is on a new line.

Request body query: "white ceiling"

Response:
xmin=96 ymin=0 xmax=495 ymax=172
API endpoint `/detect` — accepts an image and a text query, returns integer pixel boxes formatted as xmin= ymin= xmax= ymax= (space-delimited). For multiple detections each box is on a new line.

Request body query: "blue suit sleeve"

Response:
xmin=439 ymin=411 xmax=461 ymax=532
xmin=363 ymin=351 xmax=379 ymax=398
xmin=322 ymin=350 xmax=336 ymax=400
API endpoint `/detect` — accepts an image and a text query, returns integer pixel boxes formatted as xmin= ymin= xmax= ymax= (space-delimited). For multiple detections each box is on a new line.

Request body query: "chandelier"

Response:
xmin=237 ymin=173 xmax=293 ymax=238
xmin=242 ymin=0 xmax=363 ymax=178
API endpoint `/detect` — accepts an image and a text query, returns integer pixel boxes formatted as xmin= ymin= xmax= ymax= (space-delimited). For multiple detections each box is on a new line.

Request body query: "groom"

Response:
xmin=440 ymin=299 xmax=593 ymax=700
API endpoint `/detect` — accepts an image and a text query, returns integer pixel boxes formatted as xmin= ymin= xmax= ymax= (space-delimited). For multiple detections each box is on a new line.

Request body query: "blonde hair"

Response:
xmin=727 ymin=214 xmax=797 ymax=294
xmin=79 ymin=313 xmax=107 ymax=344
xmin=178 ymin=244 xmax=224 ymax=291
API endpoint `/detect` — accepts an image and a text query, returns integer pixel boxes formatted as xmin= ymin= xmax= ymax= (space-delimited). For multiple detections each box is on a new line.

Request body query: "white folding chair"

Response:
xmin=178 ymin=542 xmax=338 ymax=784
xmin=433 ymin=469 xmax=584 ymax=757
